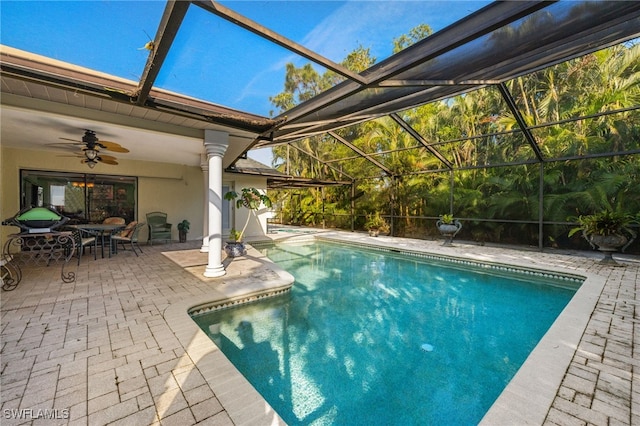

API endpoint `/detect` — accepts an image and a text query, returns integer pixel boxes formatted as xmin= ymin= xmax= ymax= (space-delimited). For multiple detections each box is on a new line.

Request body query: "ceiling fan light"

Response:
xmin=87 ymin=160 xmax=97 ymax=169
xmin=85 ymin=148 xmax=98 ymax=160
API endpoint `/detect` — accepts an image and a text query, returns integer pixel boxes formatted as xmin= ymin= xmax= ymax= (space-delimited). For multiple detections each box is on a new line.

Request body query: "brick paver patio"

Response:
xmin=1 ymin=230 xmax=638 ymax=425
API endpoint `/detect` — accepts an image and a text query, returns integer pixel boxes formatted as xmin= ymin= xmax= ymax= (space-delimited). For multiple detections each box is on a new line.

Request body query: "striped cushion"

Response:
xmin=118 ymin=221 xmax=137 ymax=238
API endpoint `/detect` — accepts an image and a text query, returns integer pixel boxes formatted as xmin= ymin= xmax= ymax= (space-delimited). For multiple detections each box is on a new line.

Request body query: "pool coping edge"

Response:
xmin=164 ymin=244 xmax=293 ymax=425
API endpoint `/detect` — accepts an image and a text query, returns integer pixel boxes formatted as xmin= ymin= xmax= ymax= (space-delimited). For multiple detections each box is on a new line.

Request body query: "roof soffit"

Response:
xmin=0 ymin=45 xmax=279 ymax=135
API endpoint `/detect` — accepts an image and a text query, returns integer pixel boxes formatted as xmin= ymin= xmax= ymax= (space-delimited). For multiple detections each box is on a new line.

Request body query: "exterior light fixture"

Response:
xmin=84 ymin=149 xmax=98 ymax=160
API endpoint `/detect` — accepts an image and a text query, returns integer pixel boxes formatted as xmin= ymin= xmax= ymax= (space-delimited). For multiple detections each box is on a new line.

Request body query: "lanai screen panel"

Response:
xmin=156 ymin=3 xmax=341 ymax=116
xmin=530 ymin=110 xmax=640 ymax=159
xmin=330 ymin=156 xmax=384 ymax=180
xmin=434 ymin=132 xmax=537 ymax=169
xmin=266 ymin=1 xmax=640 ymax=146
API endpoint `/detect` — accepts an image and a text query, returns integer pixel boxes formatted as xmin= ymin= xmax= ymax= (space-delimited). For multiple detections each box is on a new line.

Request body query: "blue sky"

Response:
xmin=1 ymin=1 xmax=489 ymax=115
xmin=1 ymin=0 xmax=489 ymax=163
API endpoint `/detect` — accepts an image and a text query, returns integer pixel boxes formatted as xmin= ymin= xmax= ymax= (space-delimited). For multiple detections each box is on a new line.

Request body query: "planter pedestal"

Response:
xmin=437 ymin=220 xmax=462 ymax=246
xmin=589 ymin=234 xmax=628 ymax=266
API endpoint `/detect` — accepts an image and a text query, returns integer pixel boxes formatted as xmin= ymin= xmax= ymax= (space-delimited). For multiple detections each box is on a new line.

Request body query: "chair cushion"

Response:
xmin=104 ymin=217 xmax=126 ymax=225
xmin=81 ymin=236 xmax=96 ymax=245
xmin=119 ymin=221 xmax=137 ymax=238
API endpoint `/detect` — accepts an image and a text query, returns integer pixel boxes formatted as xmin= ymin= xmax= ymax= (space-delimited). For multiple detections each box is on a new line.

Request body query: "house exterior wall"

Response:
xmin=1 ymin=146 xmax=269 ymax=244
xmin=222 ymin=174 xmax=273 ymax=240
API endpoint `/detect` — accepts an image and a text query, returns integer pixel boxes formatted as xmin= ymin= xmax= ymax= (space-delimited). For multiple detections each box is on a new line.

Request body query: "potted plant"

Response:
xmin=568 ymin=210 xmax=637 ymax=265
xmin=177 ymin=219 xmax=190 ymax=243
xmin=223 ymin=188 xmax=273 ymax=257
xmin=436 ymin=214 xmax=462 ymax=246
xmin=364 ymin=212 xmax=390 ymax=237
xmin=224 ymin=228 xmax=245 ymax=257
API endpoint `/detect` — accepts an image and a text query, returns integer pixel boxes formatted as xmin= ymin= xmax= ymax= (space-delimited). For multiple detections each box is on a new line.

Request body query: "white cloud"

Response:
xmin=301 ymin=1 xmax=406 ymax=62
xmin=300 ymin=1 xmax=491 ymax=63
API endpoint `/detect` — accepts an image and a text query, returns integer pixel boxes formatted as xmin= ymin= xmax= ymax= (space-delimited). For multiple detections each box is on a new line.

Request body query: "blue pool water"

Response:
xmin=192 ymin=240 xmax=579 ymax=425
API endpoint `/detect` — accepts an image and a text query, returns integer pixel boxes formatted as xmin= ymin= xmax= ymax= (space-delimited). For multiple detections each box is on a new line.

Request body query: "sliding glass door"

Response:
xmin=20 ymin=170 xmax=137 ymax=223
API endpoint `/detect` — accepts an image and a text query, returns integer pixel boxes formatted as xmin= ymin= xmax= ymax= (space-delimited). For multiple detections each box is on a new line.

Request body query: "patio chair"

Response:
xmin=111 ymin=222 xmax=145 ymax=256
xmin=99 ymin=217 xmax=126 ymax=255
xmin=146 ymin=212 xmax=172 ymax=245
xmin=66 ymin=227 xmax=98 ymax=265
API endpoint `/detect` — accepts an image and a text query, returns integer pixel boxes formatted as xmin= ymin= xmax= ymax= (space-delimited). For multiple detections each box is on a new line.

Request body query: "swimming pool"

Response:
xmin=192 ymin=239 xmax=581 ymax=425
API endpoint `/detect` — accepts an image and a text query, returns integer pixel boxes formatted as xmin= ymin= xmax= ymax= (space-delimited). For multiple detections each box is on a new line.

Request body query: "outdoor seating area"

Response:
xmin=1 ymin=207 xmax=144 ymax=290
xmin=0 ymin=231 xmax=638 ymax=424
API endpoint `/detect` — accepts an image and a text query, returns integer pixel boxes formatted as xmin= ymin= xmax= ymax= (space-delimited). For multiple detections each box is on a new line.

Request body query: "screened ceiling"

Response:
xmin=2 ymin=1 xmax=639 ymax=181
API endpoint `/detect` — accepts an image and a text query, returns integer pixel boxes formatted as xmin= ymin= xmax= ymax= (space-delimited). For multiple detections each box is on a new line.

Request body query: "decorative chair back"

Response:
xmin=65 ymin=227 xmax=97 ymax=264
xmin=146 ymin=212 xmax=167 ymax=226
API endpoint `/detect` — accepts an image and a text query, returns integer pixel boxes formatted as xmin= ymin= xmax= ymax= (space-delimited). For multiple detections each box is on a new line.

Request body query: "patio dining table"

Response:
xmin=69 ymin=224 xmax=125 ymax=258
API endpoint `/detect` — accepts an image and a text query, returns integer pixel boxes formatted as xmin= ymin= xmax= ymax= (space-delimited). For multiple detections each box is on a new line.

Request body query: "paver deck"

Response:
xmin=1 ymin=229 xmax=638 ymax=425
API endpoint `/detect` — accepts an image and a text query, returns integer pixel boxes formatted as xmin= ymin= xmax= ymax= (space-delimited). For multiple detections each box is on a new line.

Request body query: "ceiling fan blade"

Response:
xmin=59 ymin=137 xmax=84 ymax=143
xmin=99 ymin=158 xmax=118 ymax=165
xmin=98 ymin=141 xmax=129 ymax=153
xmin=49 ymin=142 xmax=83 ymax=149
xmin=97 ymin=154 xmax=118 ymax=162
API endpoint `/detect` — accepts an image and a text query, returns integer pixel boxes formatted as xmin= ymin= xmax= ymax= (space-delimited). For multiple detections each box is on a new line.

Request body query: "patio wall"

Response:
xmin=1 ymin=146 xmax=270 ymax=244
xmin=223 ymin=174 xmax=273 ymax=241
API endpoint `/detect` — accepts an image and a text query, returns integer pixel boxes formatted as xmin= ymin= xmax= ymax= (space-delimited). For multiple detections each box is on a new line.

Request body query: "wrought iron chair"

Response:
xmin=111 ymin=222 xmax=145 ymax=256
xmin=146 ymin=212 xmax=172 ymax=245
xmin=66 ymin=227 xmax=98 ymax=265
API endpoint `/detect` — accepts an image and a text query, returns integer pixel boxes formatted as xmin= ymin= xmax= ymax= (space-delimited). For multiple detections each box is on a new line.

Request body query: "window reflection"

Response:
xmin=20 ymin=170 xmax=137 ymax=224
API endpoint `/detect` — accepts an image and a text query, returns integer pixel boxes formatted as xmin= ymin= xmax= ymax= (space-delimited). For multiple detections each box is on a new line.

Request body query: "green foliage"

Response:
xmin=224 ymin=188 xmax=273 ymax=242
xmin=228 ymin=228 xmax=241 ymax=242
xmin=568 ymin=210 xmax=637 ymax=238
xmin=392 ymin=24 xmax=433 ymax=53
xmin=439 ymin=214 xmax=454 ymax=224
xmin=266 ymin=26 xmax=640 ymax=250
xmin=177 ymin=220 xmax=190 ymax=232
xmin=224 ymin=188 xmax=272 ymax=211
xmin=364 ymin=212 xmax=390 ymax=233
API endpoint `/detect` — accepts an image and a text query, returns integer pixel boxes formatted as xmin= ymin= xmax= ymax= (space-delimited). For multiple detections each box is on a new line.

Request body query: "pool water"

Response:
xmin=192 ymin=240 xmax=579 ymax=425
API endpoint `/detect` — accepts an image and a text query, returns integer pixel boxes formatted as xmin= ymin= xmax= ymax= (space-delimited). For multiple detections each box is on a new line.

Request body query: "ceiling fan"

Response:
xmin=51 ymin=130 xmax=129 ymax=168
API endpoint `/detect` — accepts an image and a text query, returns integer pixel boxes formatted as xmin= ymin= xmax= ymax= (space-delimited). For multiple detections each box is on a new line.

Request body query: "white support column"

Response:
xmin=200 ymin=153 xmax=209 ymax=253
xmin=203 ymin=131 xmax=228 ymax=278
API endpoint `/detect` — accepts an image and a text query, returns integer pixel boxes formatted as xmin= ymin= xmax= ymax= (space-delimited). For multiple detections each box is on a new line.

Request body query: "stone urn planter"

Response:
xmin=436 ymin=215 xmax=462 ymax=246
xmin=224 ymin=241 xmax=247 ymax=258
xmin=589 ymin=234 xmax=628 ymax=266
xmin=224 ymin=229 xmax=247 ymax=258
xmin=568 ymin=210 xmax=637 ymax=266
